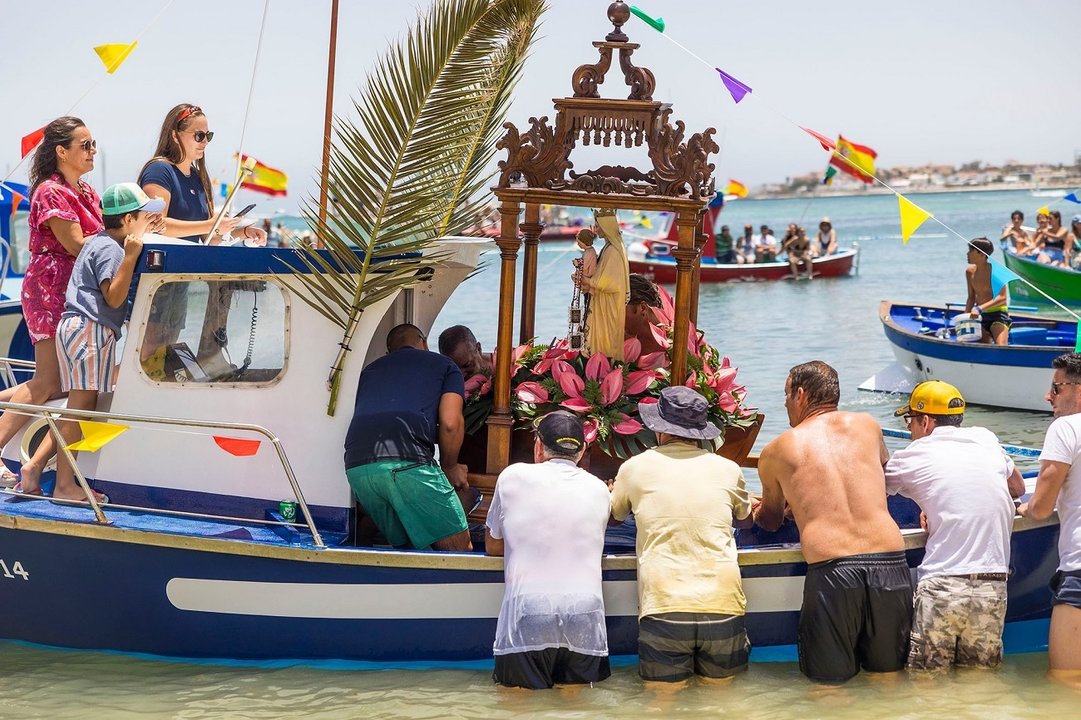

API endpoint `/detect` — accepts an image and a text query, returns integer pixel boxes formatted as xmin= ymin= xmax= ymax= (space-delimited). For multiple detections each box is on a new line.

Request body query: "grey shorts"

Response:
xmin=638 ymin=612 xmax=749 ymax=682
xmin=908 ymin=575 xmax=1007 ymax=670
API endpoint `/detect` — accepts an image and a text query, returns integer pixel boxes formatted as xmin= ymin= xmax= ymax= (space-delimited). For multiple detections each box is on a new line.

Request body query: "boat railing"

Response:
xmin=0 ymin=357 xmax=36 ymax=389
xmin=0 ymin=237 xmax=11 ymax=299
xmin=0 ymin=399 xmax=325 ymax=547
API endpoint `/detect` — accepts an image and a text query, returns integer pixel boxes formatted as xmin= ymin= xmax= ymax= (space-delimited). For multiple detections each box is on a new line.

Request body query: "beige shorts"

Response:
xmin=907 ymin=574 xmax=1007 ymax=670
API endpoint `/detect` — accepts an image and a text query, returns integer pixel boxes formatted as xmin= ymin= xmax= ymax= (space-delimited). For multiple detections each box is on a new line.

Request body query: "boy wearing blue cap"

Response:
xmin=45 ymin=183 xmax=163 ymax=504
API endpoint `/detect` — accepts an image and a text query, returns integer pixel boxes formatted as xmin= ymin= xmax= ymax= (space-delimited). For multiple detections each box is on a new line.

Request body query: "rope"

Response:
xmin=644 ymin=21 xmax=1081 ymax=321
xmin=230 ymin=0 xmax=273 ymax=209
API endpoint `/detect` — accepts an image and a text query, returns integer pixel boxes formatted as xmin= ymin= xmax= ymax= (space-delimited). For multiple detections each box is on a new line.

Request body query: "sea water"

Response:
xmin=2 ymin=189 xmax=1077 ymax=717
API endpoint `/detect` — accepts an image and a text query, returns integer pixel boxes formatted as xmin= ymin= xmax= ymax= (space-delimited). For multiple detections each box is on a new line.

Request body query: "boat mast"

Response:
xmin=317 ymin=0 xmax=340 ymax=250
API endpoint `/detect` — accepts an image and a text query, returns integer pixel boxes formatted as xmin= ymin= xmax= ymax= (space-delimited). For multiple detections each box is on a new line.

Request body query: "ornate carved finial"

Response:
xmin=606 ymin=1 xmax=630 ymax=42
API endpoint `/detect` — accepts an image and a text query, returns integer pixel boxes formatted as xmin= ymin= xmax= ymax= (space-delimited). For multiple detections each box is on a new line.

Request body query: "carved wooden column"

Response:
xmin=690 ymin=211 xmax=706 ymax=325
xmin=670 ymin=211 xmax=699 ymax=384
xmin=519 ymin=203 xmax=544 ymax=344
xmin=487 ymin=199 xmax=522 ymax=474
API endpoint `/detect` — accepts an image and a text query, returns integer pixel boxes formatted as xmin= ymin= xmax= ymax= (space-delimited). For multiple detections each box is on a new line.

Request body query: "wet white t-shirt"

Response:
xmin=1039 ymin=414 xmax=1081 ymax=572
xmin=486 ymin=458 xmax=611 ymax=656
xmin=885 ymin=426 xmax=1016 ymax=581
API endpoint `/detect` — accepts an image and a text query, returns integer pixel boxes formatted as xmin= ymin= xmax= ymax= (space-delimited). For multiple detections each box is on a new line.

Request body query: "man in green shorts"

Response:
xmin=344 ymin=323 xmax=472 ymax=551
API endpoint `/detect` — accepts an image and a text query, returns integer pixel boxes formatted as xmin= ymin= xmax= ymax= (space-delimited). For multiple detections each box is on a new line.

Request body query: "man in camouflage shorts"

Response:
xmin=884 ymin=381 xmax=1024 ymax=670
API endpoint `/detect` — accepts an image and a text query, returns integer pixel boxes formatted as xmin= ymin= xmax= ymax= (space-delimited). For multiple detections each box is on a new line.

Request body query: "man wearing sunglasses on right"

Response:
xmin=1020 ymin=352 xmax=1081 ymax=684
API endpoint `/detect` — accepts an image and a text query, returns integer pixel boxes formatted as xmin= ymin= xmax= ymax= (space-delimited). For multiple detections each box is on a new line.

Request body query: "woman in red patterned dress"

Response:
xmin=1 ymin=117 xmax=106 ymax=500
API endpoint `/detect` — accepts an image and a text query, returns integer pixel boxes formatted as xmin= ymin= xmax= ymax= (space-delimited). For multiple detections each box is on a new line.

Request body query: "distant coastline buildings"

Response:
xmin=760 ymin=156 xmax=1081 ymax=198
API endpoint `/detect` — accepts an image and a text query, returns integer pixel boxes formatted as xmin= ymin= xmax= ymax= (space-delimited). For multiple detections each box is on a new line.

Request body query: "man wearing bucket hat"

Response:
xmin=757 ymin=360 xmax=911 ymax=683
xmin=485 ymin=411 xmax=611 ymax=689
xmin=610 ymin=386 xmax=752 ymax=682
xmin=885 ymin=380 xmax=1023 ymax=671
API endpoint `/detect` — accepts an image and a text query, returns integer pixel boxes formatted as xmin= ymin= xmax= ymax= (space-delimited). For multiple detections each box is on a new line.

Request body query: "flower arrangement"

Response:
xmin=461 ymin=286 xmax=757 ymax=459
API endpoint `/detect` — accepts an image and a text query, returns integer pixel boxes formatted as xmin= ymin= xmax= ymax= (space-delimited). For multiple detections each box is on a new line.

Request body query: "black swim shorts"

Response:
xmin=980 ymin=310 xmax=1011 ymax=333
xmin=798 ymin=550 xmax=914 ymax=683
xmin=1050 ymin=569 xmax=1081 ymax=610
xmin=638 ymin=612 xmax=750 ymax=682
xmin=493 ymin=648 xmax=610 ymax=690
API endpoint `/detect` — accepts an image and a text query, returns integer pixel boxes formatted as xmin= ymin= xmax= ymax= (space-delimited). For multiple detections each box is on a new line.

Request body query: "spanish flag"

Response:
xmin=725 ymin=179 xmax=748 ymax=198
xmin=236 ymin=154 xmax=288 ymax=196
xmin=829 ymin=135 xmax=877 ymax=184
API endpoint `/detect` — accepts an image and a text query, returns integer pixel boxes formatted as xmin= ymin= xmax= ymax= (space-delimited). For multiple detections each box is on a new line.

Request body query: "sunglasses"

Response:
xmin=183 ymin=130 xmax=214 ymax=143
xmin=1050 ymin=381 xmax=1081 ymax=396
xmin=76 ymin=139 xmax=97 ymax=152
xmin=901 ymin=412 xmax=925 ymax=426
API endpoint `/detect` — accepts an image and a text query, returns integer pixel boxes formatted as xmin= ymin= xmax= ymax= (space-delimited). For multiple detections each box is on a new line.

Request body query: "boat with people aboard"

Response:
xmin=626 ymin=199 xmax=859 ymax=283
xmin=0 ymin=0 xmax=1061 ymax=668
xmin=862 ymin=300 xmax=1075 ymax=411
xmin=1001 ymin=239 xmax=1081 ymax=307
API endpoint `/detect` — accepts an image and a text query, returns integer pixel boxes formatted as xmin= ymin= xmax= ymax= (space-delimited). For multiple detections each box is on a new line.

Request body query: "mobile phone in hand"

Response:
xmin=234 ymin=203 xmax=256 ymax=218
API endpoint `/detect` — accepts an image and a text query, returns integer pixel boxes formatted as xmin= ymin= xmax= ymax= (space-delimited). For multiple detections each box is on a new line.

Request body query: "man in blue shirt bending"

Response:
xmin=344 ymin=323 xmax=472 ymax=551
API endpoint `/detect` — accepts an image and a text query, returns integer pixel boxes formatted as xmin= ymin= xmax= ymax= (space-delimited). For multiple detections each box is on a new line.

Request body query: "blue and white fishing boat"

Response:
xmin=0 ymin=240 xmax=1061 ymax=663
xmin=861 ymin=300 xmax=1074 ymax=412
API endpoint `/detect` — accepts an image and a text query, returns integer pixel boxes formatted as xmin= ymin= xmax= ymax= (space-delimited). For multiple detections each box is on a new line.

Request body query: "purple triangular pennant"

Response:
xmin=715 ymin=67 xmax=752 ymax=104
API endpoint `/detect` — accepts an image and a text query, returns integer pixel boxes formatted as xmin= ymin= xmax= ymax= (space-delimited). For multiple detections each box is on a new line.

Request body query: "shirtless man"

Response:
xmin=756 ymin=361 xmax=913 ymax=683
xmin=964 ymin=237 xmax=1010 ymax=346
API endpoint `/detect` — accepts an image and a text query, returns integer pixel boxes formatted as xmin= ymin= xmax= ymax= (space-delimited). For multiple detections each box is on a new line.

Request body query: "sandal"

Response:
xmin=9 ymin=481 xmax=45 ymax=500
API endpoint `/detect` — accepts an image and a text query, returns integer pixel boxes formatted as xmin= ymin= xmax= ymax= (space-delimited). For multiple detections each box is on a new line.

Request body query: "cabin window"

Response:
xmin=4 ymin=211 xmax=31 ymax=274
xmin=139 ymin=278 xmax=288 ymax=385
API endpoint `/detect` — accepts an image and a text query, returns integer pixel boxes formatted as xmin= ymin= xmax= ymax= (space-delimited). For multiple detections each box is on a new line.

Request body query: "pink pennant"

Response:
xmin=801 ymin=127 xmax=836 ymax=152
xmin=715 ymin=68 xmax=752 ymax=104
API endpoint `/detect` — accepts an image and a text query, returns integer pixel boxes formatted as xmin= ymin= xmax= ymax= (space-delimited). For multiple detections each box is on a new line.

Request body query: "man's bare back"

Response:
xmin=758 ymin=409 xmax=903 ymax=564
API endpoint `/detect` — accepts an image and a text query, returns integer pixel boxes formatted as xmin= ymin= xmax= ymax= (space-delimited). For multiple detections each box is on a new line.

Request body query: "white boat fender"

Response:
xmin=952 ymin=312 xmax=983 ymax=343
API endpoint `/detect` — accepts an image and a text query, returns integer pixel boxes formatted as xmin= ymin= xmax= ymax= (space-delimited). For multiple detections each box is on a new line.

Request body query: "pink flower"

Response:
xmin=638 ymin=350 xmax=669 ymax=370
xmin=601 ymin=368 xmax=624 ymax=405
xmin=514 ymin=381 xmax=549 ymax=404
xmin=638 ymin=396 xmax=658 ymax=405
xmin=613 ymin=414 xmax=644 ymax=435
xmin=464 ymin=373 xmax=490 ymax=397
xmin=718 ymin=393 xmax=739 ymax=413
xmin=560 ymin=396 xmax=592 ymax=412
xmin=624 ymin=337 xmax=642 ymax=364
xmin=585 ymin=353 xmax=611 ymax=381
xmin=582 ymin=418 xmax=599 ymax=444
xmin=624 ymin=369 xmax=655 ymax=395
xmin=650 ymin=322 xmax=671 ymax=350
xmin=553 ymin=360 xmax=585 ymax=397
xmin=708 ymin=367 xmax=739 ymax=394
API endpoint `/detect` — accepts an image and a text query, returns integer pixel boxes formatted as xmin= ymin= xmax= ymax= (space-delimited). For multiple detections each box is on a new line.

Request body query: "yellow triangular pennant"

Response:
xmin=898 ymin=194 xmax=933 ymax=245
xmin=65 ymin=421 xmax=129 ymax=452
xmin=93 ymin=42 xmax=138 ymax=74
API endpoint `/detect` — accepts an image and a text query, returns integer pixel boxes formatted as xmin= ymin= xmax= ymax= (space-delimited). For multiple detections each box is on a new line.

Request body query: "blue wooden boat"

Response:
xmin=862 ymin=300 xmax=1074 ymax=412
xmin=0 ymin=243 xmax=1059 ymax=663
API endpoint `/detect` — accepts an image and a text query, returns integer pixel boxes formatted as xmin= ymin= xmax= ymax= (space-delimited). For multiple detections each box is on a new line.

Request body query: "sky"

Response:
xmin=2 ymin=0 xmax=1079 ymax=214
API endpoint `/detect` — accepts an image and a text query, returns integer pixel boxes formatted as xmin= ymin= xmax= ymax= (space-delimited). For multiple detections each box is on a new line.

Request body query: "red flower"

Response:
xmin=514 ymin=381 xmax=549 ymax=404
xmin=612 ymin=413 xmax=644 ymax=435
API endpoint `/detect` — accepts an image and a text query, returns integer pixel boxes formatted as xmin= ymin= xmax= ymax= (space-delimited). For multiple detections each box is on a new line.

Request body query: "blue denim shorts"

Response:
xmin=1050 ymin=570 xmax=1081 ymax=610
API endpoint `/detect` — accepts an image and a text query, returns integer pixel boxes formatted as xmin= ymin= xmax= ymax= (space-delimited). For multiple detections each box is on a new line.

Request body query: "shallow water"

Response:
xmin=0 ymin=642 xmax=1077 ymax=719
xmin=3 ymin=190 xmax=1075 ymax=716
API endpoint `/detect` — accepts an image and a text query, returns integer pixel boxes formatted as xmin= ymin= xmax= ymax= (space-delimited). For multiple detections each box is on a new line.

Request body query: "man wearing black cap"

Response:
xmin=485 ymin=411 xmax=612 ymax=689
xmin=610 ymin=386 xmax=752 ymax=682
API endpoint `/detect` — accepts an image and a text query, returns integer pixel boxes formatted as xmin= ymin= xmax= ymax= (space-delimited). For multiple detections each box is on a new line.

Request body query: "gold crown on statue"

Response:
xmin=593 ymin=208 xmax=617 ymax=219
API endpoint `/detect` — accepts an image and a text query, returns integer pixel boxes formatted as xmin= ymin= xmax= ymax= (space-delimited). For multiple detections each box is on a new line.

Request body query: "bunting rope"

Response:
xmin=0 ymin=0 xmax=176 ymax=197
xmin=627 ymin=5 xmax=1081 ymax=323
xmin=230 ymin=0 xmax=273 ymax=208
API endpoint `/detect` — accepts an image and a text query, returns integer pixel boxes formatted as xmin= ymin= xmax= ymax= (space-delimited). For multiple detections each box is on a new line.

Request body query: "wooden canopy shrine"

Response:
xmin=484 ymin=1 xmax=719 ymax=475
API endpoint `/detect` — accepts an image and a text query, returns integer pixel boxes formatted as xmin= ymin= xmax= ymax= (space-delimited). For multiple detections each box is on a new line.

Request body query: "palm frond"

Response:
xmin=286 ymin=0 xmax=547 ymax=413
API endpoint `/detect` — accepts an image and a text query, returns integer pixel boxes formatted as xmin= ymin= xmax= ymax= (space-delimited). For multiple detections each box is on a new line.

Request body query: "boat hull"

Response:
xmin=1002 ymin=247 xmax=1081 ymax=305
xmin=0 ymin=507 xmax=1057 ymax=662
xmin=878 ymin=301 xmax=1073 ymax=411
xmin=628 ymin=248 xmax=857 ymax=283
